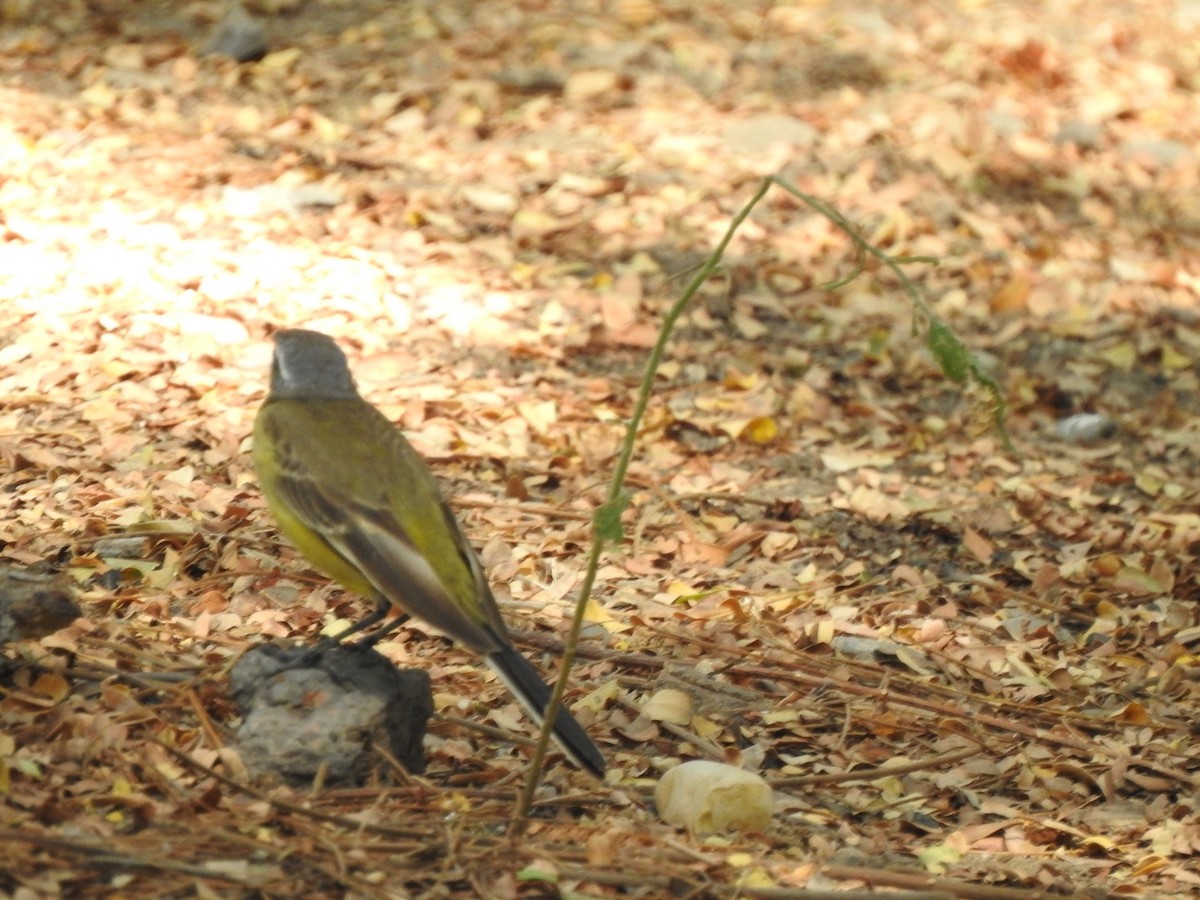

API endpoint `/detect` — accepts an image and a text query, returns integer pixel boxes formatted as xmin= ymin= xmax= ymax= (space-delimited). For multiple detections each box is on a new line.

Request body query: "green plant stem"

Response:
xmin=512 ymin=178 xmax=775 ymax=826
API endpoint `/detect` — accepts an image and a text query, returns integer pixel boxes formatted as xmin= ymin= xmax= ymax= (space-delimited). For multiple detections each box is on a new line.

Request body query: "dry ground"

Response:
xmin=1 ymin=0 xmax=1199 ymax=897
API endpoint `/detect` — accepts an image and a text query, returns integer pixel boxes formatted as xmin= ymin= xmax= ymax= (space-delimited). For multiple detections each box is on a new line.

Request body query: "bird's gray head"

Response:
xmin=268 ymin=329 xmax=360 ymax=400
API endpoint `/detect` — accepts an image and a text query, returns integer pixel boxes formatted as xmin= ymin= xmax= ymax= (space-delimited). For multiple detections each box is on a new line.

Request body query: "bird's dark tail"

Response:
xmin=486 ymin=646 xmax=606 ymax=778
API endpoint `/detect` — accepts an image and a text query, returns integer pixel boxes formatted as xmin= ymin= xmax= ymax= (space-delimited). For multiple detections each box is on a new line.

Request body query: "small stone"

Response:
xmin=203 ymin=4 xmax=269 ymax=63
xmin=656 ymin=760 xmax=774 ymax=834
xmin=1054 ymin=119 xmax=1103 ymax=150
xmin=1054 ymin=412 xmax=1118 ymax=444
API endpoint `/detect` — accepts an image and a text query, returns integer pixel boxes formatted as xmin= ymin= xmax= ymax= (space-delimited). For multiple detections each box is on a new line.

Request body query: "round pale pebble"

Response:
xmin=655 ymin=760 xmax=774 ymax=834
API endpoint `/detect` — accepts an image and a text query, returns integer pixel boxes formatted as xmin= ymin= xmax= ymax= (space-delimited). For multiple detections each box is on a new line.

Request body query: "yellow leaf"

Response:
xmin=1161 ymin=344 xmax=1191 ymax=370
xmin=101 ymin=558 xmax=157 ymax=577
xmin=511 ymin=209 xmax=566 ymax=239
xmin=234 ymin=106 xmax=264 ymax=132
xmin=742 ymin=416 xmax=779 ymax=444
xmin=1097 ymin=342 xmax=1137 ymax=371
xmin=870 ymin=775 xmax=905 ymax=798
xmin=717 ymin=417 xmax=750 ymax=438
xmin=584 ymin=599 xmax=619 ymax=625
xmin=80 ymin=398 xmax=119 ymax=422
xmin=146 ymin=548 xmax=181 ymax=590
xmin=311 ymin=111 xmax=348 ymax=142
xmin=917 ymin=842 xmax=963 ymax=874
xmin=1110 ymin=566 xmax=1166 ymax=595
xmin=256 ymin=48 xmax=302 ymax=70
xmin=1131 ymin=854 xmax=1169 ymax=877
xmin=810 ymin=619 xmax=835 ymax=645
xmin=322 ymin=617 xmax=359 ymax=639
xmin=576 ymin=680 xmax=619 ymax=714
xmin=79 ymin=82 xmax=117 ymax=108
xmin=762 ymin=709 xmax=799 ymax=725
xmin=740 ymin=868 xmax=776 ymax=888
xmin=723 ymin=368 xmax=759 ymax=390
xmin=100 ymin=360 xmax=135 ymax=378
xmin=564 ymin=69 xmax=619 ymax=101
xmin=1134 ymin=471 xmax=1163 ymax=496
xmin=516 ymin=400 xmax=557 ymax=435
xmin=666 ymin=580 xmax=699 ymax=598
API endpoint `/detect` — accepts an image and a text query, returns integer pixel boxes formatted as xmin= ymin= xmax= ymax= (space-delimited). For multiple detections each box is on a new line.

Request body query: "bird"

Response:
xmin=252 ymin=328 xmax=606 ymax=778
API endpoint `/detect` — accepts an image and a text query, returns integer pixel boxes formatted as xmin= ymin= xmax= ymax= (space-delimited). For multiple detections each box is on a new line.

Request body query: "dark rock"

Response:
xmin=0 ymin=567 xmax=82 ymax=645
xmin=203 ymin=4 xmax=269 ymax=63
xmin=231 ymin=642 xmax=433 ymax=781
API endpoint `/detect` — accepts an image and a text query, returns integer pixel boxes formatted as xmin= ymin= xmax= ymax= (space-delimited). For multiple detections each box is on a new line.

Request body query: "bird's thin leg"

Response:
xmin=323 ymin=595 xmax=409 ymax=647
xmin=332 ymin=595 xmax=390 ymax=639
xmin=354 ymin=601 xmax=411 ymax=648
xmin=276 ymin=597 xmax=406 ymax=670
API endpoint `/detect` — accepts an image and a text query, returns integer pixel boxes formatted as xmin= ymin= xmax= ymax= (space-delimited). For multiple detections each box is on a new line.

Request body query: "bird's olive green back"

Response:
xmin=253 ymin=396 xmax=511 ymax=652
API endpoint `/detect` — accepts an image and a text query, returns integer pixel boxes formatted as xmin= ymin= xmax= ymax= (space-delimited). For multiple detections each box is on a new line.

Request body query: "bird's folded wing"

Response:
xmin=272 ymin=467 xmax=506 ymax=655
